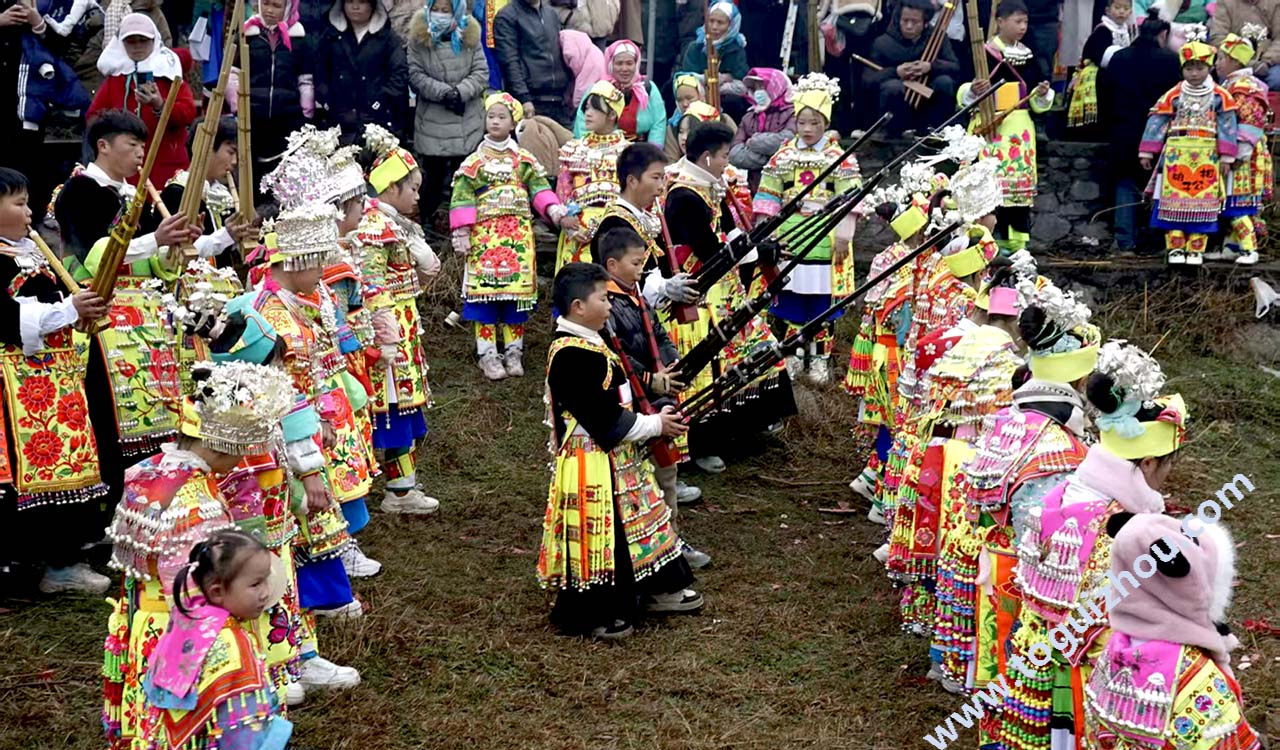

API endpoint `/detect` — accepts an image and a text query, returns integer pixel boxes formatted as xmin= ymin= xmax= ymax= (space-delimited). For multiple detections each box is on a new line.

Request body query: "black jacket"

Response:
xmin=314 ymin=0 xmax=408 ymax=139
xmin=1098 ymin=42 xmax=1182 ymax=182
xmin=53 ymin=174 xmax=161 ymax=264
xmin=606 ymin=281 xmax=678 ymax=404
xmin=865 ymin=22 xmax=961 ymax=86
xmin=246 ymin=25 xmax=312 ymax=124
xmin=548 ymin=332 xmax=634 ymax=451
xmin=492 ymin=0 xmax=567 ymax=102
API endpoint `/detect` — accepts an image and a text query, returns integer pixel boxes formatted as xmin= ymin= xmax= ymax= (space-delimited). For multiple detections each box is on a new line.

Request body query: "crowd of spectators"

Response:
xmin=1 ymin=0 xmax=1276 ymax=245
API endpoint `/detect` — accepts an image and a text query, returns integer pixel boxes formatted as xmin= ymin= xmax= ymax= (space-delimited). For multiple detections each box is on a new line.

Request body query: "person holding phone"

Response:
xmin=88 ymin=12 xmax=196 ymax=187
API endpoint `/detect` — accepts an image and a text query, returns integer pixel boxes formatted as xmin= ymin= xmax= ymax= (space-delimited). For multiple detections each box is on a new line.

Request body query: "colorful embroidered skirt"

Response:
xmin=464 ymin=214 xmax=537 ymax=307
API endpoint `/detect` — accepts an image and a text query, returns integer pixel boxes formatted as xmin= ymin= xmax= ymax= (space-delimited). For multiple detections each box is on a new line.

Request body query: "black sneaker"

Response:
xmin=590 ymin=619 xmax=635 ymax=640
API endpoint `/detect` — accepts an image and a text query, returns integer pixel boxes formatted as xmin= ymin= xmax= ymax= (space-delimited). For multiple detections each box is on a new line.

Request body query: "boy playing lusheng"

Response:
xmin=538 ymin=262 xmax=703 ymax=641
xmin=0 ymin=168 xmax=112 ymax=594
xmin=958 ymin=0 xmax=1054 ymax=253
xmin=597 ymin=227 xmax=711 ymax=570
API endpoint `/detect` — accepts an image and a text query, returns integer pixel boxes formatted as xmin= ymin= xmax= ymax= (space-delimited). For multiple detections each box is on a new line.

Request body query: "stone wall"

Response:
xmin=852 ymin=139 xmax=1115 ymax=255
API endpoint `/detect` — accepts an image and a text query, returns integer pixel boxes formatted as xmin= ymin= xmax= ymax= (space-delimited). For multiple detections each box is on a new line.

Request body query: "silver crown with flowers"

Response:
xmin=266 ymin=200 xmax=340 ymax=270
xmin=190 ymin=360 xmax=297 ymax=456
xmin=794 ymin=72 xmax=842 ymax=103
xmin=1095 ymin=340 xmax=1166 ymax=403
xmin=324 ymin=144 xmax=368 ymax=206
xmin=951 ymin=158 xmax=1002 ymax=222
xmin=261 ymin=125 xmax=341 ymax=211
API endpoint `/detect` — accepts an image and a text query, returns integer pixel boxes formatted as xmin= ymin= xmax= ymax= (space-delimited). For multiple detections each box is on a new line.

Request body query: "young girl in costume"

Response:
xmin=143 ymin=529 xmax=293 ymax=750
xmin=1139 ymin=36 xmax=1239 ymax=265
xmin=359 ymin=124 xmax=443 ymax=514
xmin=1085 ymin=512 xmax=1260 ymax=750
xmin=103 ymin=361 xmax=295 ymax=749
xmin=1066 ymin=0 xmax=1134 ymax=132
xmin=450 ymin=92 xmax=573 ymax=381
xmin=555 ymin=80 xmax=629 ymax=271
xmin=538 ymin=262 xmax=701 ymax=640
xmin=753 ymin=73 xmax=860 ymax=385
xmin=885 ymin=165 xmax=1003 ymax=642
xmin=665 ymin=73 xmax=738 ymax=161
xmin=0 ymin=168 xmax=112 ymax=595
xmin=573 ymin=40 xmax=667 ymax=146
xmin=950 ymin=275 xmax=1100 ymax=740
xmin=1212 ymin=30 xmax=1272 ymax=266
xmin=259 ymin=126 xmax=382 ymax=581
xmin=958 ymin=0 xmax=1054 ymax=253
xmin=988 ymin=342 xmax=1180 ymax=750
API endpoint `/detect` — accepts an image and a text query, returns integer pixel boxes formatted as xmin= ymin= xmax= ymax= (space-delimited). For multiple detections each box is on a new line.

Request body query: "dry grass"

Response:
xmin=1 ymin=254 xmax=1277 ymax=750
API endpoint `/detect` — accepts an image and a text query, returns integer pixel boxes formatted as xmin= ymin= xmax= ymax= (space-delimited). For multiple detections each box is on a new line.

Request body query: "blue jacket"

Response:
xmin=571 ymin=80 xmax=666 ymax=146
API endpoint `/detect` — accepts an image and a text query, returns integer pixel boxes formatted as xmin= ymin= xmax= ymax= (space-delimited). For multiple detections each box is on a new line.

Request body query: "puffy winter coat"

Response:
xmin=244 ymin=22 xmax=311 ymax=123
xmin=313 ymin=0 xmax=409 ymax=139
xmin=407 ymin=14 xmax=488 ymax=158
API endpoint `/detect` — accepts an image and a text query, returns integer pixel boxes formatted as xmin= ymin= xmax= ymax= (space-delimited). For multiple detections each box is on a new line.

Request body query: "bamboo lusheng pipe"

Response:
xmin=235 ymin=19 xmax=256 ymax=232
xmin=904 ymin=0 xmax=956 ymax=108
xmin=689 ymin=83 xmax=998 ymax=293
xmin=687 ymin=112 xmax=892 ymax=294
xmin=667 ymin=174 xmax=884 ymax=385
xmin=89 ymin=78 xmax=182 ymax=303
xmin=966 ymin=0 xmax=997 ymax=129
xmin=174 ymin=0 xmax=245 ymax=259
xmin=144 ymin=180 xmax=171 ymax=218
xmin=850 ymin=55 xmax=934 ymax=103
xmin=678 ymin=221 xmax=962 ymax=422
xmin=28 ymin=230 xmax=81 ymax=294
xmin=705 ymin=18 xmax=720 ymax=111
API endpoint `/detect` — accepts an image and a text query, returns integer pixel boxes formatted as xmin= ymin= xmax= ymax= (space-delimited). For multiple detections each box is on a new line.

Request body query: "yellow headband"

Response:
xmin=1028 ymin=344 xmax=1100 ymax=383
xmin=943 ymin=228 xmax=998 ymax=278
xmin=179 ymin=399 xmax=203 ymax=441
xmin=1180 ymin=40 xmax=1216 ymax=66
xmin=674 ymin=73 xmax=703 ymax=94
xmin=1220 ymin=33 xmax=1255 ymax=65
xmin=793 ymin=90 xmax=832 ymax=121
xmin=369 ymin=148 xmax=419 ymax=195
xmin=1099 ymin=394 xmax=1188 ymax=459
xmin=683 ymin=101 xmax=720 ymax=122
xmin=890 ymin=205 xmax=927 ymax=240
xmin=586 ymin=80 xmax=625 ymax=118
xmin=484 ymin=92 xmax=523 ymax=124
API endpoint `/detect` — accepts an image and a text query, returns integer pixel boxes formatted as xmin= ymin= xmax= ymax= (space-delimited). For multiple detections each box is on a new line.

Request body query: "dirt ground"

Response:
xmin=1 ymin=256 xmax=1277 ymax=750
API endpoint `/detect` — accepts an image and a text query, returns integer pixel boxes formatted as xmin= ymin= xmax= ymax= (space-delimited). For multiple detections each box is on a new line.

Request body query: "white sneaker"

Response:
xmin=1202 ymin=249 xmax=1230 ymax=261
xmin=872 ymin=542 xmax=889 ymax=564
xmin=675 ymin=481 xmax=702 ymax=505
xmin=939 ymin=675 xmax=967 ymax=695
xmin=1235 ymin=251 xmax=1259 ymax=265
xmin=312 ymin=600 xmax=363 ymax=619
xmin=806 ymin=357 xmax=831 ymax=384
xmin=1167 ymin=250 xmax=1187 ymax=265
xmin=1185 ymin=253 xmax=1204 ymax=266
xmin=39 ymin=563 xmax=110 ymax=595
xmin=340 ymin=542 xmax=382 ymax=579
xmin=503 ymin=347 xmax=525 ymax=377
xmin=300 ymin=656 xmax=361 ymax=690
xmin=849 ymin=471 xmax=876 ymax=504
xmin=926 ymin=664 xmax=943 ymax=682
xmin=694 ymin=455 xmax=726 ymax=473
xmin=381 ymin=488 xmax=439 ymax=515
xmin=641 ymin=588 xmax=704 ymax=613
xmin=285 ymin=680 xmax=306 ymax=707
xmin=785 ymin=354 xmax=803 ymax=378
xmin=478 ymin=352 xmax=506 ymax=380
xmin=867 ymin=504 xmax=886 ymax=525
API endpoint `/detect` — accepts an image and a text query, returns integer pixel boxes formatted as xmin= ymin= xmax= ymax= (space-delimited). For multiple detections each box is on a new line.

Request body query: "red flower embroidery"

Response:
xmin=56 ymin=392 xmax=88 ymax=432
xmin=17 ymin=376 xmax=56 ymax=414
xmin=492 ymin=215 xmax=523 ymax=240
xmin=23 ymin=430 xmax=63 ymax=468
xmin=117 ymin=361 xmax=138 ymax=379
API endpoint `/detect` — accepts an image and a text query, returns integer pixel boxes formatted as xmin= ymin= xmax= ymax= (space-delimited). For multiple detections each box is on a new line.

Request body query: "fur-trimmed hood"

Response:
xmin=409 ymin=10 xmax=480 ymax=48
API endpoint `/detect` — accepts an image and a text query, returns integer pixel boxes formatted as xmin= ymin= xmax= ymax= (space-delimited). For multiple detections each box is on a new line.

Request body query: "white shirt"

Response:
xmin=1 ymin=237 xmax=80 ymax=356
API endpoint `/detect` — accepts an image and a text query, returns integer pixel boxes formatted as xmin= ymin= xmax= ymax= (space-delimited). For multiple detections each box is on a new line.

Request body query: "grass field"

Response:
xmin=1 ymin=257 xmax=1277 ymax=750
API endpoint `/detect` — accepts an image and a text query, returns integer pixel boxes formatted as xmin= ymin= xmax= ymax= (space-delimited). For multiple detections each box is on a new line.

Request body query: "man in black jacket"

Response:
xmin=864 ymin=0 xmax=961 ymax=136
xmin=493 ymin=0 xmax=571 ymax=126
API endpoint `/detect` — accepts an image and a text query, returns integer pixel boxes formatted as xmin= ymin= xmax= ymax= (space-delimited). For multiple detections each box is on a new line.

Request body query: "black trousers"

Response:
xmin=877 ymin=75 xmax=958 ymax=136
xmin=417 ymin=154 xmax=465 ymax=230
